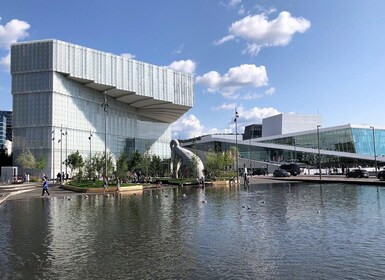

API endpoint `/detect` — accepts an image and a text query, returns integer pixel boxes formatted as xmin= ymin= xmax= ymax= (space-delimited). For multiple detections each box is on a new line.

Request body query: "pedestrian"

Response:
xmin=41 ymin=178 xmax=50 ymax=196
xmin=116 ymin=178 xmax=120 ymax=192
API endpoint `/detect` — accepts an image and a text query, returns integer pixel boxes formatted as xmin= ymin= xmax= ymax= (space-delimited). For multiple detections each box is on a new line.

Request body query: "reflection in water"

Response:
xmin=1 ymin=183 xmax=385 ymax=279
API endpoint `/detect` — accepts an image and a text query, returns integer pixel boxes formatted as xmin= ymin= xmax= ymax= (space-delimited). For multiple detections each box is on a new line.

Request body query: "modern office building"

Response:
xmin=11 ymin=39 xmax=194 ymax=178
xmin=181 ymin=118 xmax=385 ymax=172
xmin=0 ymin=111 xmax=12 ymax=142
xmin=0 ymin=115 xmax=6 ymax=149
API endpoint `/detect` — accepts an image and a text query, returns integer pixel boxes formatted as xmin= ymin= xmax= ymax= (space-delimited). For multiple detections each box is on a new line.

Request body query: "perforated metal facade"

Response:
xmin=11 ymin=39 xmax=194 ymax=178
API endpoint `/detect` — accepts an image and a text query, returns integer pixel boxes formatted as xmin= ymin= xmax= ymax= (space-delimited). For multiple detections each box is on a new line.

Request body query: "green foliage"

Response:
xmin=35 ymin=156 xmax=47 ymax=173
xmin=16 ymin=149 xmax=36 ymax=170
xmin=116 ymin=152 xmax=128 ymax=180
xmin=206 ymin=148 xmax=236 ymax=178
xmin=67 ymin=151 xmax=84 ymax=179
xmin=149 ymin=155 xmax=161 ymax=177
xmin=127 ymin=150 xmax=142 ymax=171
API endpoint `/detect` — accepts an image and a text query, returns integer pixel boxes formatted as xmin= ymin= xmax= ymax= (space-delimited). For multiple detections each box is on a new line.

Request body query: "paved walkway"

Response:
xmin=0 ymin=182 xmax=76 ymax=204
xmin=2 ymin=175 xmax=384 ymax=205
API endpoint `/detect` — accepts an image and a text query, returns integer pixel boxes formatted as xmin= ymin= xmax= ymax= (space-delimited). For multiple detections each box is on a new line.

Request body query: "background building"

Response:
xmin=0 ymin=111 xmax=12 ymax=142
xmin=11 ymin=39 xmax=194 ymax=178
xmin=181 ymin=116 xmax=385 ymax=174
xmin=0 ymin=115 xmax=6 ymax=149
xmin=262 ymin=113 xmax=321 ymax=137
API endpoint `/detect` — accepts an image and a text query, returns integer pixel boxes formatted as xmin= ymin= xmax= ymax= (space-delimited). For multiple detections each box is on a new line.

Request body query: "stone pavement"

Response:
xmin=0 ymin=182 xmax=76 ymax=204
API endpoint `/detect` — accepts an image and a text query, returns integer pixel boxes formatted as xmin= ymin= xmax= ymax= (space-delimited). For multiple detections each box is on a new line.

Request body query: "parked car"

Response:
xmin=377 ymin=170 xmax=385 ymax=181
xmin=273 ymin=169 xmax=291 ymax=177
xmin=346 ymin=169 xmax=369 ymax=178
xmin=252 ymin=168 xmax=269 ymax=176
xmin=280 ymin=164 xmax=301 ymax=176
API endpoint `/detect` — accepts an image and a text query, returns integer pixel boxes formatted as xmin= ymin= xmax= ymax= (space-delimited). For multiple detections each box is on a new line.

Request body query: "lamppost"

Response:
xmin=52 ymin=130 xmax=55 ymax=182
xmin=234 ymin=108 xmax=239 ymax=185
xmin=317 ymin=125 xmax=322 ymax=180
xmin=65 ymin=129 xmax=68 ymax=180
xmin=88 ymin=130 xmax=93 ymax=180
xmin=101 ymin=91 xmax=109 ymax=180
xmin=370 ymin=126 xmax=378 ymax=176
xmin=88 ymin=130 xmax=93 ymax=161
xmin=58 ymin=125 xmax=64 ymax=184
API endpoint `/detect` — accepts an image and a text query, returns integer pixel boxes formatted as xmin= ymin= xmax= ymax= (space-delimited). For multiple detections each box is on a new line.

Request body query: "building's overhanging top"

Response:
xmin=11 ymin=39 xmax=194 ymax=123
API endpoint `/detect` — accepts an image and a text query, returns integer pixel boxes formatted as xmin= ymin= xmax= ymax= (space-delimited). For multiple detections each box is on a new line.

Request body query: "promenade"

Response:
xmin=0 ymin=182 xmax=76 ymax=204
xmin=2 ymin=175 xmax=385 ymax=205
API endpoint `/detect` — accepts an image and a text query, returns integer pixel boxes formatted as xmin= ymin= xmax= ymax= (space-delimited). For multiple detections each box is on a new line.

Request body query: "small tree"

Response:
xmin=149 ymin=155 xmax=161 ymax=177
xmin=35 ymin=157 xmax=47 ymax=174
xmin=116 ymin=152 xmax=128 ymax=181
xmin=16 ymin=149 xmax=36 ymax=173
xmin=67 ymin=151 xmax=84 ymax=180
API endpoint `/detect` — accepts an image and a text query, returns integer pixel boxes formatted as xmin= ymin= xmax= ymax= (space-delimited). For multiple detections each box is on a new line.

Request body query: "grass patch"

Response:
xmin=67 ymin=180 xmax=138 ymax=188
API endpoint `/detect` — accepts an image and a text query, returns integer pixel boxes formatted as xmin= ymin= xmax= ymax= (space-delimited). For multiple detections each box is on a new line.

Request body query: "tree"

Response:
xmin=128 ymin=150 xmax=142 ymax=171
xmin=16 ymin=149 xmax=36 ymax=172
xmin=140 ymin=151 xmax=151 ymax=178
xmin=149 ymin=155 xmax=161 ymax=177
xmin=35 ymin=157 xmax=47 ymax=173
xmin=116 ymin=152 xmax=128 ymax=181
xmin=67 ymin=151 xmax=84 ymax=179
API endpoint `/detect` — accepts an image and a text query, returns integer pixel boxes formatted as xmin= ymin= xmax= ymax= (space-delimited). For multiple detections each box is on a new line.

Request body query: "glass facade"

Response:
xmin=182 ymin=125 xmax=385 ymax=169
xmin=11 ymin=40 xmax=194 ymax=178
xmin=0 ymin=116 xmax=5 ymax=148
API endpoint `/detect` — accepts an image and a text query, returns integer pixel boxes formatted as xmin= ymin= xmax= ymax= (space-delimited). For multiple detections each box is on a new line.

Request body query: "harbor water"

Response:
xmin=1 ymin=183 xmax=385 ymax=279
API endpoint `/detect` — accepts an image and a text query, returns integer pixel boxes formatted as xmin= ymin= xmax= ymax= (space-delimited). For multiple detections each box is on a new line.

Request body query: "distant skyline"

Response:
xmin=1 ymin=0 xmax=385 ymax=139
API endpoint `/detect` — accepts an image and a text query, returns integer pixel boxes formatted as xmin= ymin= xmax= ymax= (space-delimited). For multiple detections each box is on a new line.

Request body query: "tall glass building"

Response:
xmin=11 ymin=39 xmax=194 ymax=178
xmin=0 ymin=115 xmax=6 ymax=149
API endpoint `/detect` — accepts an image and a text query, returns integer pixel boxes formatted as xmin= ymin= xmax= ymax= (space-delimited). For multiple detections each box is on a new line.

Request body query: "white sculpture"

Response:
xmin=170 ymin=139 xmax=204 ymax=179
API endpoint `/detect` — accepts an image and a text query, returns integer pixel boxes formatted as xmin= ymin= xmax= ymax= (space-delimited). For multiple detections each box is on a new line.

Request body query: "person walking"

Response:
xmin=41 ymin=178 xmax=50 ymax=196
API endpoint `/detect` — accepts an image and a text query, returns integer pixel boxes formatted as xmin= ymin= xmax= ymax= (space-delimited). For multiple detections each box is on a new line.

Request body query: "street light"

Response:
xmin=317 ymin=125 xmax=322 ymax=180
xmin=101 ymin=91 xmax=109 ymax=180
xmin=65 ymin=129 xmax=68 ymax=180
xmin=370 ymin=126 xmax=378 ymax=175
xmin=52 ymin=130 xmax=55 ymax=182
xmin=88 ymin=130 xmax=93 ymax=161
xmin=88 ymin=130 xmax=93 ymax=180
xmin=234 ymin=108 xmax=239 ymax=185
xmin=58 ymin=125 xmax=64 ymax=184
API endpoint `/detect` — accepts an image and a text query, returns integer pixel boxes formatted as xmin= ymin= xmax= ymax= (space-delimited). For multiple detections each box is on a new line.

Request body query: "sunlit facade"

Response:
xmin=181 ymin=124 xmax=385 ymax=170
xmin=11 ymin=39 xmax=194 ymax=178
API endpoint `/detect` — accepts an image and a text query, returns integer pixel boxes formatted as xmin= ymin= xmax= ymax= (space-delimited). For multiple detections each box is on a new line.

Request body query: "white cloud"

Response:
xmin=241 ymin=87 xmax=276 ymax=100
xmin=196 ymin=64 xmax=268 ymax=98
xmin=212 ymin=102 xmax=237 ymax=111
xmin=229 ymin=0 xmax=242 ymax=7
xmin=120 ymin=53 xmax=136 ymax=59
xmin=0 ymin=18 xmax=30 ymax=71
xmin=172 ymin=44 xmax=184 ymax=55
xmin=229 ymin=106 xmax=281 ymax=133
xmin=172 ymin=106 xmax=281 ymax=138
xmin=0 ymin=19 xmax=30 ymax=49
xmin=168 ymin=59 xmax=196 ymax=74
xmin=216 ymin=11 xmax=311 ymax=55
xmin=239 ymin=106 xmax=280 ymax=121
xmin=171 ymin=114 xmax=204 ymax=139
xmin=0 ymin=52 xmax=10 ymax=68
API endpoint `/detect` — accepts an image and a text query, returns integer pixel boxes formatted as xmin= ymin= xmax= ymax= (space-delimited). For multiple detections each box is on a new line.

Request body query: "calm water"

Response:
xmin=1 ymin=183 xmax=385 ymax=279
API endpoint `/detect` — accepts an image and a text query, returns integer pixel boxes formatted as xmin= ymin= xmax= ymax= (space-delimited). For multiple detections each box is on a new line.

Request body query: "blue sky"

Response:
xmin=1 ymin=0 xmax=385 ymax=139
